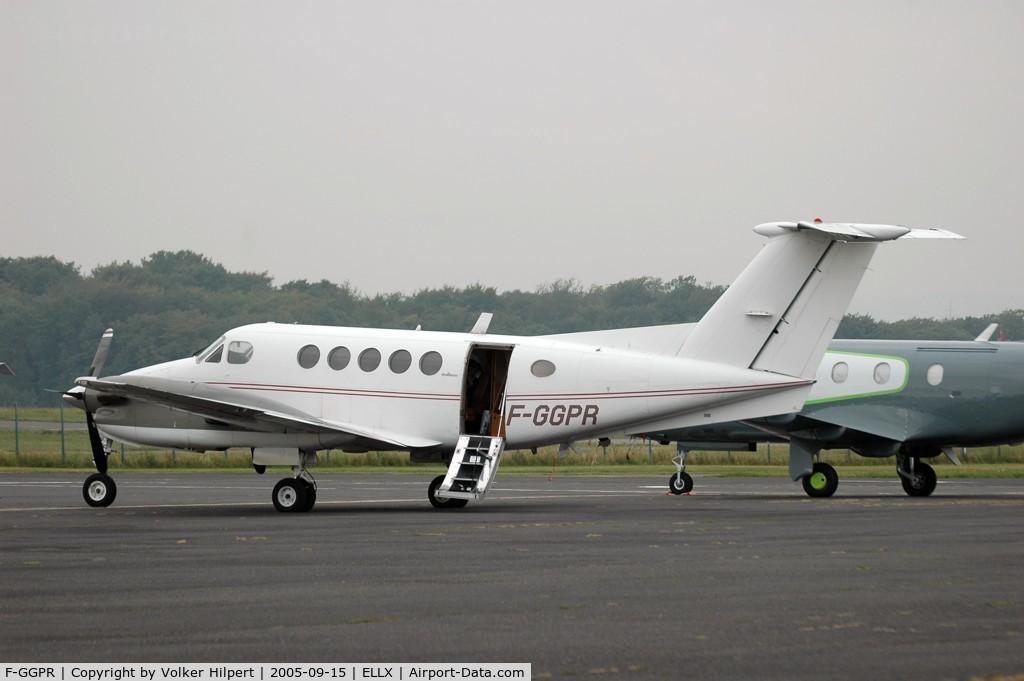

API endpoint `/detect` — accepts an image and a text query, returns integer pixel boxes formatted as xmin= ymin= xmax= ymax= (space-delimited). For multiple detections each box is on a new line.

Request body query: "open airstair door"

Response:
xmin=460 ymin=344 xmax=512 ymax=438
xmin=431 ymin=344 xmax=512 ymax=508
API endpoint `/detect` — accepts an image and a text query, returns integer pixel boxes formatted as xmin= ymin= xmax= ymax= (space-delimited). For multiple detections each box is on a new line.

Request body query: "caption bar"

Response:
xmin=2 ymin=666 xmax=530 ymax=681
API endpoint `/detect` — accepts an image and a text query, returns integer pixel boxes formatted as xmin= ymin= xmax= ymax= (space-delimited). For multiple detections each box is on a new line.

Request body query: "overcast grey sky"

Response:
xmin=2 ymin=1 xmax=1021 ymax=321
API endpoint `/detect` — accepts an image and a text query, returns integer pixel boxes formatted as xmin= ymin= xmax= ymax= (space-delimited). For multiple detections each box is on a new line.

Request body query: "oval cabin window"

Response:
xmin=531 ymin=360 xmax=556 ymax=378
xmin=359 ymin=348 xmax=381 ymax=372
xmin=927 ymin=363 xmax=944 ymax=386
xmin=420 ymin=351 xmax=443 ymax=376
xmin=328 ymin=346 xmax=351 ymax=370
xmin=831 ymin=362 xmax=849 ymax=383
xmin=297 ymin=345 xmax=320 ymax=369
xmin=874 ymin=362 xmax=891 ymax=384
xmin=389 ymin=349 xmax=412 ymax=374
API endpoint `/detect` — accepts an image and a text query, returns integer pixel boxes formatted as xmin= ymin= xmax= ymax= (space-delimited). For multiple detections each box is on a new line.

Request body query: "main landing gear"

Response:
xmin=272 ymin=471 xmax=318 ymax=512
xmin=251 ymin=449 xmax=321 ymax=512
xmin=797 ymin=454 xmax=939 ymax=498
xmin=897 ymin=455 xmax=937 ymax=497
xmin=801 ymin=461 xmax=839 ymax=498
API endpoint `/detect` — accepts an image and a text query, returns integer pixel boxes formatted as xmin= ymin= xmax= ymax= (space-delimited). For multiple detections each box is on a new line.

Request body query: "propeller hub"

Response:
xmin=62 ymin=385 xmax=87 ymax=410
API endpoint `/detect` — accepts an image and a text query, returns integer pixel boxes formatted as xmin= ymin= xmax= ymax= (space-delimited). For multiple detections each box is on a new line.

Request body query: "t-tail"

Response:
xmin=679 ymin=221 xmax=963 ymax=380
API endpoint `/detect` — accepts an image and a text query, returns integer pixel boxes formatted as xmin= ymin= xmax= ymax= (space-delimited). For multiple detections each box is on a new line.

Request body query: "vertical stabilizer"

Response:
xmin=748 ymin=239 xmax=878 ymax=378
xmin=679 ymin=221 xmax=961 ymax=379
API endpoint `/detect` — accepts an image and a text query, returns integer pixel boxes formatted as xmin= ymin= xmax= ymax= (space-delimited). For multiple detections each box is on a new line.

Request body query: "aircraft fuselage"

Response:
xmin=649 ymin=338 xmax=1024 ymax=454
xmin=83 ymin=322 xmax=810 ymax=455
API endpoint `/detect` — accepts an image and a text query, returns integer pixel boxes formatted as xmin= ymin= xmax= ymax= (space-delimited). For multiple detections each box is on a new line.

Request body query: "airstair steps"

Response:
xmin=436 ymin=435 xmax=506 ymax=501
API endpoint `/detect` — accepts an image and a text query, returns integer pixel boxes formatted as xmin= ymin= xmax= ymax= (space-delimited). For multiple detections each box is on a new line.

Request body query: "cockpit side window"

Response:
xmin=227 ymin=341 xmax=253 ymax=364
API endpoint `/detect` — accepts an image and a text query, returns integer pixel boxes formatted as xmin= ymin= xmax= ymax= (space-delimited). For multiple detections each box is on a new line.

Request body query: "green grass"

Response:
xmin=0 ymin=406 xmax=86 ymax=423
xmin=2 ymin=408 xmax=1023 ymax=477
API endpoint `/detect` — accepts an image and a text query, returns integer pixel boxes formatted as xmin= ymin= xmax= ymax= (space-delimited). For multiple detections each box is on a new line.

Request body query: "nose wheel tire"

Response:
xmin=83 ymin=473 xmax=117 ymax=507
xmin=668 ymin=472 xmax=693 ymax=495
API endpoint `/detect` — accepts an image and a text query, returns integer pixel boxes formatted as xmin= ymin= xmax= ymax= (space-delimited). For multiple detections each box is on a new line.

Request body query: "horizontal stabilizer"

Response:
xmin=753 ymin=221 xmax=963 ymax=241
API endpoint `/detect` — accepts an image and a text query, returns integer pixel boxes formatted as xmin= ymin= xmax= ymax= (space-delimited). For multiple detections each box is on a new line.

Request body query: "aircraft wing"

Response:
xmin=658 ymin=403 xmax=948 ymax=456
xmin=75 ymin=376 xmax=442 ymax=450
xmin=799 ymin=402 xmax=948 ymax=444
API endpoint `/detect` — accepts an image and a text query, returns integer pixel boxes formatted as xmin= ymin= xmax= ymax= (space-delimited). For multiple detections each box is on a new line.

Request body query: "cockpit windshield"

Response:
xmin=195 ymin=336 xmax=226 ymax=363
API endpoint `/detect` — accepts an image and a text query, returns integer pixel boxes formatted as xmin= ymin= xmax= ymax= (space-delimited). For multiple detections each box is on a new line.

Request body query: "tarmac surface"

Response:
xmin=1 ymin=471 xmax=1022 ymax=679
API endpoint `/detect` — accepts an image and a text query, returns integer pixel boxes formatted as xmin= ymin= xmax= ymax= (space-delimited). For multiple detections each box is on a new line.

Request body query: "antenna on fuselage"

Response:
xmin=470 ymin=313 xmax=493 ymax=334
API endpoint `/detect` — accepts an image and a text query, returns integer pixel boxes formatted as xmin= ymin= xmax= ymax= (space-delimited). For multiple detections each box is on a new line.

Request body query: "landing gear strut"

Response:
xmin=70 ymin=328 xmax=119 ymax=508
xmin=667 ymin=446 xmax=694 ymax=495
xmin=82 ymin=412 xmax=118 ymax=507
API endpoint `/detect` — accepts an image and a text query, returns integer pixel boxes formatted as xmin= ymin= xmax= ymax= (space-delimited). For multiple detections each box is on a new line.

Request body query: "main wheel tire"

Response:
xmin=801 ymin=462 xmax=839 ymax=498
xmin=83 ymin=473 xmax=117 ymax=507
xmin=428 ymin=474 xmax=469 ymax=509
xmin=299 ymin=479 xmax=317 ymax=512
xmin=901 ymin=461 xmax=937 ymax=497
xmin=272 ymin=478 xmax=308 ymax=512
xmin=668 ymin=472 xmax=694 ymax=495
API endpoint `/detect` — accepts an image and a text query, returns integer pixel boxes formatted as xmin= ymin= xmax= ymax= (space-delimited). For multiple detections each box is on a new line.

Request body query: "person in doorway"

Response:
xmin=463 ymin=354 xmax=490 ymax=434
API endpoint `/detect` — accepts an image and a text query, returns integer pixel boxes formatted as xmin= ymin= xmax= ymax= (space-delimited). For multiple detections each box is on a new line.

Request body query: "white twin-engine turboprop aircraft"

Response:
xmin=64 ymin=221 xmax=961 ymax=511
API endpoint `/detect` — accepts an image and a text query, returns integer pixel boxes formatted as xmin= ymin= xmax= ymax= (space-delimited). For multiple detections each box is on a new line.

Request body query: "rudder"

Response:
xmin=679 ymin=230 xmax=877 ymax=380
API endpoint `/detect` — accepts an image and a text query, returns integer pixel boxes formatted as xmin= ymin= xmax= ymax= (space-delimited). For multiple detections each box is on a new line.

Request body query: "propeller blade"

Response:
xmin=88 ymin=328 xmax=114 ymax=378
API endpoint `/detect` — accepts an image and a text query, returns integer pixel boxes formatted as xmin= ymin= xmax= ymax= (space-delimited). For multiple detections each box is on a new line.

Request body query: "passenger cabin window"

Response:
xmin=389 ymin=349 xmax=412 ymax=374
xmin=874 ymin=362 xmax=891 ymax=384
xmin=227 ymin=341 xmax=253 ymax=365
xmin=420 ymin=351 xmax=443 ymax=376
xmin=297 ymin=344 xmax=320 ymax=369
xmin=830 ymin=362 xmax=848 ymax=383
xmin=329 ymin=346 xmax=351 ymax=370
xmin=927 ymin=363 xmax=944 ymax=386
xmin=359 ymin=348 xmax=381 ymax=372
xmin=531 ymin=360 xmax=556 ymax=378
xmin=205 ymin=345 xmax=224 ymax=363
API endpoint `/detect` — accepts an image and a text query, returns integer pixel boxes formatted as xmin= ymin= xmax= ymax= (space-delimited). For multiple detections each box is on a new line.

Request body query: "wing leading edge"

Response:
xmin=75 ymin=376 xmax=442 ymax=451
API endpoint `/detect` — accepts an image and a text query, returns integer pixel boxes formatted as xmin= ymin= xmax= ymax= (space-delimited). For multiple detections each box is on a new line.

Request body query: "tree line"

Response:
xmin=1 ymin=250 xmax=1021 ymax=406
